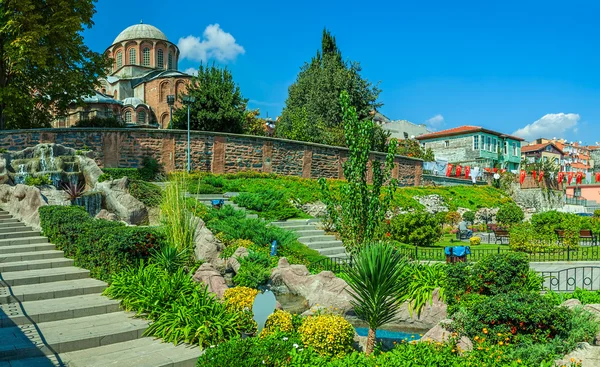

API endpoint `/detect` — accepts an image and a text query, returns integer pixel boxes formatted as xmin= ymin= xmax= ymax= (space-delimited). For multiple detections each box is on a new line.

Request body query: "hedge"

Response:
xmin=39 ymin=206 xmax=165 ymax=281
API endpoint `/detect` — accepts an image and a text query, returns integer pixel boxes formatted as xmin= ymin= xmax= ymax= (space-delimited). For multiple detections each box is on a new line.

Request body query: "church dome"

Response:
xmin=113 ymin=23 xmax=168 ymax=44
xmin=122 ymin=97 xmax=146 ymax=108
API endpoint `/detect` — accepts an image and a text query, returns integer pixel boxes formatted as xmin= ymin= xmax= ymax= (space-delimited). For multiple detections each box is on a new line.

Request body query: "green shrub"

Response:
xmin=98 ymin=157 xmax=162 ymax=182
xmin=595 ymin=209 xmax=600 ymax=218
xmin=39 ymin=206 xmax=164 ymax=281
xmin=74 ymin=116 xmax=125 ymax=128
xmin=233 ymin=189 xmax=304 ymax=220
xmin=496 ymin=202 xmax=524 ymax=227
xmin=261 ymin=310 xmax=295 ymax=337
xmin=298 ymin=314 xmax=355 ymax=358
xmin=24 ymin=174 xmax=51 ymax=186
xmin=462 ymin=211 xmax=475 ymax=224
xmin=104 ymin=264 xmax=241 ymax=347
xmin=233 ymin=258 xmax=271 ymax=289
xmin=390 ymin=212 xmax=442 ymax=247
xmin=403 ymin=263 xmax=446 ymax=316
xmin=128 ymin=180 xmax=163 ymax=207
xmin=545 ymin=288 xmax=600 ymax=305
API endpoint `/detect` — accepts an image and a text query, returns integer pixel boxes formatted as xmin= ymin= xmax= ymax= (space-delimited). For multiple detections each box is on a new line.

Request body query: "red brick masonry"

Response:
xmin=0 ymin=129 xmax=422 ymax=186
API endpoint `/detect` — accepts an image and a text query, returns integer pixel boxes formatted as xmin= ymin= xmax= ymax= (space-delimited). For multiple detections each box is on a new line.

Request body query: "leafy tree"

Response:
xmin=445 ymin=211 xmax=461 ymax=226
xmin=174 ymin=64 xmax=247 ymax=133
xmin=462 ymin=211 xmax=476 ymax=224
xmin=74 ymin=116 xmax=125 ymax=128
xmin=319 ymin=91 xmax=397 ymax=253
xmin=243 ymin=109 xmax=267 ymax=136
xmin=496 ymin=202 xmax=524 ymax=227
xmin=276 ymin=29 xmax=381 ymax=147
xmin=0 ymin=0 xmax=110 ymax=129
xmin=344 ymin=242 xmax=409 ymax=355
xmin=390 ymin=212 xmax=443 ymax=247
xmin=396 ymin=139 xmax=435 ymax=161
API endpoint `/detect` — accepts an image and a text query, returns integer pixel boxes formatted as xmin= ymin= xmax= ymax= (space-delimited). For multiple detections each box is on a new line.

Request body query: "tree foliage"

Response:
xmin=174 ymin=64 xmax=247 ymax=133
xmin=390 ymin=212 xmax=443 ymax=247
xmin=276 ymin=29 xmax=381 ymax=147
xmin=396 ymin=139 xmax=435 ymax=161
xmin=320 ymin=91 xmax=397 ymax=253
xmin=0 ymin=0 xmax=110 ymax=129
xmin=242 ymin=109 xmax=267 ymax=136
xmin=496 ymin=202 xmax=525 ymax=227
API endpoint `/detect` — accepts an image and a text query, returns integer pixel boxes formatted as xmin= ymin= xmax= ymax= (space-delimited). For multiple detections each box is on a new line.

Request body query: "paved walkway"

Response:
xmin=0 ymin=209 xmax=201 ymax=366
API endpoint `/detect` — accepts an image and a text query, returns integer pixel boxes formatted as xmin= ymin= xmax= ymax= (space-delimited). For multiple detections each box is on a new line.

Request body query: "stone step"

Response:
xmin=0 ymin=243 xmax=55 ymax=255
xmin=271 ymin=219 xmax=316 ymax=227
xmin=0 ymin=218 xmax=21 ymax=226
xmin=246 ymin=213 xmax=259 ymax=219
xmin=0 ymin=312 xmax=148 ymax=360
xmin=0 ymin=294 xmax=120 ymax=326
xmin=0 ymin=250 xmax=65 ymax=264
xmin=298 ymin=235 xmax=334 ymax=244
xmin=316 ymin=246 xmax=348 ymax=256
xmin=0 ymin=278 xmax=107 ymax=304
xmin=0 ymin=236 xmax=49 ymax=247
xmin=0 ymin=225 xmax=31 ymax=234
xmin=0 ymin=267 xmax=90 ymax=287
xmin=277 ymin=224 xmax=318 ymax=231
xmin=0 ymin=257 xmax=73 ymax=273
xmin=327 ymin=253 xmax=350 ymax=260
xmin=304 ymin=240 xmax=344 ymax=250
xmin=0 ymin=231 xmax=41 ymax=240
xmin=0 ymin=213 xmax=13 ymax=219
xmin=56 ymin=337 xmax=202 ymax=367
xmin=294 ymin=229 xmax=325 ymax=237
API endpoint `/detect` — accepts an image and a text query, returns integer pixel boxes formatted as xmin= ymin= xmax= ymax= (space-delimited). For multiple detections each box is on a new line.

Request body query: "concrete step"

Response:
xmin=0 ymin=294 xmax=120 ymax=326
xmin=0 ymin=218 xmax=21 ymax=225
xmin=0 ymin=257 xmax=73 ymax=273
xmin=298 ymin=235 xmax=334 ymax=244
xmin=277 ymin=224 xmax=318 ymax=231
xmin=294 ymin=229 xmax=325 ymax=237
xmin=271 ymin=219 xmax=316 ymax=227
xmin=0 ymin=214 xmax=13 ymax=220
xmin=57 ymin=337 xmax=202 ymax=367
xmin=305 ymin=240 xmax=344 ymax=250
xmin=0 ymin=267 xmax=90 ymax=287
xmin=0 ymin=231 xmax=41 ymax=240
xmin=0 ymin=225 xmax=31 ymax=234
xmin=246 ymin=214 xmax=259 ymax=219
xmin=316 ymin=246 xmax=348 ymax=256
xmin=0 ymin=278 xmax=107 ymax=304
xmin=0 ymin=243 xmax=56 ymax=255
xmin=0 ymin=236 xmax=49 ymax=247
xmin=0 ymin=250 xmax=65 ymax=264
xmin=0 ymin=312 xmax=148 ymax=360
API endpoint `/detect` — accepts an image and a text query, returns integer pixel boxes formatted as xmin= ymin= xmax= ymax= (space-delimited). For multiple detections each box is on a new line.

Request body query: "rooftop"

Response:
xmin=521 ymin=142 xmax=563 ymax=154
xmin=113 ymin=23 xmax=168 ymax=44
xmin=415 ymin=125 xmax=524 ymax=141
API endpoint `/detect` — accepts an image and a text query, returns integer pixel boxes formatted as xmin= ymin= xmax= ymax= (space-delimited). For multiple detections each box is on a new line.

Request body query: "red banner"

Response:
xmin=558 ymin=171 xmax=564 ymax=183
xmin=576 ymin=172 xmax=583 ymax=185
xmin=532 ymin=170 xmax=537 ymax=180
xmin=500 ymin=169 xmax=506 ymax=174
xmin=464 ymin=166 xmax=471 ymax=179
xmin=520 ymin=170 xmax=526 ymax=185
xmin=455 ymin=165 xmax=462 ymax=178
xmin=538 ymin=171 xmax=544 ymax=182
xmin=568 ymin=172 xmax=574 ymax=185
xmin=446 ymin=164 xmax=453 ymax=177
xmin=596 ymin=172 xmax=600 ymax=183
xmin=492 ymin=167 xmax=498 ymax=173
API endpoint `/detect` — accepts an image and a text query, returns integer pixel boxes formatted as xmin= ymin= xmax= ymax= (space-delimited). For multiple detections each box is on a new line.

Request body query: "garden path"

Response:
xmin=0 ymin=209 xmax=201 ymax=366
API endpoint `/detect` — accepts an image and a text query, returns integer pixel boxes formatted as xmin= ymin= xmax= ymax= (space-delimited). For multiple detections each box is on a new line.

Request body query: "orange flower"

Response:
xmin=482 ymin=328 xmax=488 ymax=334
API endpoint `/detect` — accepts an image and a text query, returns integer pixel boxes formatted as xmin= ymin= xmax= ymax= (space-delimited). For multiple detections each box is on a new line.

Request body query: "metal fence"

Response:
xmin=539 ymin=267 xmax=600 ymax=292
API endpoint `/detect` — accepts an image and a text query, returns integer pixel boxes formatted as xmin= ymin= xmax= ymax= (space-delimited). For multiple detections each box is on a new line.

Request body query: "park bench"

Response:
xmin=456 ymin=230 xmax=471 ymax=240
xmin=556 ymin=229 xmax=596 ymax=245
xmin=493 ymin=229 xmax=510 ymax=245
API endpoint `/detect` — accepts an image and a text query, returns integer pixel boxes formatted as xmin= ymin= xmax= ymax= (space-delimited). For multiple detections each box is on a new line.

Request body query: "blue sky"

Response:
xmin=84 ymin=0 xmax=600 ymax=143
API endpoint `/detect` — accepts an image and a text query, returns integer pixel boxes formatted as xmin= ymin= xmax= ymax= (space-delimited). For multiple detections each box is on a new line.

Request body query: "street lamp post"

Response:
xmin=166 ymin=95 xmax=175 ymax=129
xmin=182 ymin=96 xmax=196 ymax=173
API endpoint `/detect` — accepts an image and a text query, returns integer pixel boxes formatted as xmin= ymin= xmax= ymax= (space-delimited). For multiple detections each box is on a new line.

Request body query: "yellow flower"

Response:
xmin=483 ymin=328 xmax=488 ymax=334
xmin=517 ymin=359 xmax=521 ymax=364
xmin=498 ymin=341 xmax=503 ymax=346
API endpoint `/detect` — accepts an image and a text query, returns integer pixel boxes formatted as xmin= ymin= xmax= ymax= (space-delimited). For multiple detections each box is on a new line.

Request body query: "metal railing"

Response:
xmin=565 ymin=194 xmax=588 ymax=206
xmin=539 ymin=267 xmax=600 ymax=292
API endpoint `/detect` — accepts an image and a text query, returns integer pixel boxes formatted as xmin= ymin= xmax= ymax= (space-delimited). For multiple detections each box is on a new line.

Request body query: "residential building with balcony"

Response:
xmin=531 ymin=139 xmax=595 ymax=173
xmin=415 ymin=125 xmax=524 ymax=170
xmin=521 ymin=142 xmax=563 ymax=166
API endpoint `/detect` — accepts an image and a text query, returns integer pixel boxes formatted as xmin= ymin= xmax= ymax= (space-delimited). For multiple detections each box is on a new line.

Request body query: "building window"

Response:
xmin=168 ymin=52 xmax=173 ymax=69
xmin=512 ymin=142 xmax=517 ymax=156
xmin=143 ymin=48 xmax=150 ymax=66
xmin=473 ymin=135 xmax=479 ymax=150
xmin=129 ymin=48 xmax=136 ymax=64
xmin=492 ymin=138 xmax=497 ymax=153
xmin=137 ymin=111 xmax=146 ymax=124
xmin=444 ymin=140 xmax=450 ymax=148
xmin=57 ymin=116 xmax=67 ymax=127
xmin=125 ymin=111 xmax=132 ymax=123
xmin=157 ymin=49 xmax=164 ymax=69
xmin=116 ymin=51 xmax=123 ymax=68
xmin=504 ymin=141 xmax=508 ymax=155
xmin=486 ymin=137 xmax=491 ymax=151
xmin=79 ymin=111 xmax=89 ymax=121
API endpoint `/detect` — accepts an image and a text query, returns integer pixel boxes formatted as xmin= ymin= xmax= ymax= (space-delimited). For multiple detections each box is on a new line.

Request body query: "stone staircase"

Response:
xmin=0 ymin=209 xmax=201 ymax=367
xmin=271 ymin=219 xmax=348 ymax=259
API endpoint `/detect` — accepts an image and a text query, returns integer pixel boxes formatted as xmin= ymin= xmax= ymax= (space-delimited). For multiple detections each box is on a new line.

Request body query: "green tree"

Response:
xmin=396 ymin=139 xmax=435 ymax=161
xmin=344 ymin=242 xmax=409 ymax=355
xmin=496 ymin=202 xmax=525 ymax=227
xmin=462 ymin=211 xmax=476 ymax=224
xmin=390 ymin=212 xmax=443 ymax=247
xmin=0 ymin=0 xmax=110 ymax=129
xmin=320 ymin=91 xmax=397 ymax=253
xmin=276 ymin=29 xmax=381 ymax=147
xmin=174 ymin=64 xmax=247 ymax=133
xmin=243 ymin=109 xmax=267 ymax=136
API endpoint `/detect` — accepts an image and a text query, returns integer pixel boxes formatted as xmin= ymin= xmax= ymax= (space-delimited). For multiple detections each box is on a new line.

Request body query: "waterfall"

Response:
xmin=14 ymin=164 xmax=28 ymax=184
xmin=72 ymin=192 xmax=102 ymax=217
xmin=39 ymin=146 xmax=56 ymax=172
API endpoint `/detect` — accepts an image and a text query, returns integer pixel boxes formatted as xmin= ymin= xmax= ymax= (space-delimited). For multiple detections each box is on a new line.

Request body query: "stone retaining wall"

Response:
xmin=0 ymin=128 xmax=423 ymax=185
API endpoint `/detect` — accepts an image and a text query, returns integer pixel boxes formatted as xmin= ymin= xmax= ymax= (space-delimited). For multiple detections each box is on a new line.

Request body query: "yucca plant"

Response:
xmin=344 ymin=242 xmax=409 ymax=355
xmin=402 ymin=263 xmax=447 ymax=317
xmin=62 ymin=181 xmax=85 ymax=200
xmin=151 ymin=245 xmax=190 ymax=274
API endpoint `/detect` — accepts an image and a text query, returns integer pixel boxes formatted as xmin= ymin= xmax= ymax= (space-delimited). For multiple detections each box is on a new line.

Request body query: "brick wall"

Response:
xmin=0 ymin=128 xmax=423 ymax=184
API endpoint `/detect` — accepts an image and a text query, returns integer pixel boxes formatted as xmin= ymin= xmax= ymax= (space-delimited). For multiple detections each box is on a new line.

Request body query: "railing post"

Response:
xmin=567 ymin=246 xmax=570 ymax=261
xmin=497 ymin=246 xmax=500 ymax=254
xmin=415 ymin=246 xmax=418 ymax=260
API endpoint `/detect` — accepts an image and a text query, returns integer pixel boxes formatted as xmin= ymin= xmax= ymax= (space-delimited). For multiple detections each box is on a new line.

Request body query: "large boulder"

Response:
xmin=556 ymin=343 xmax=600 ymax=367
xmin=271 ymin=258 xmax=354 ymax=314
xmin=415 ymin=195 xmax=448 ymax=213
xmin=0 ymin=184 xmax=46 ymax=229
xmin=421 ymin=319 xmax=472 ymax=352
xmin=95 ymin=177 xmax=148 ymax=225
xmin=227 ymin=247 xmax=249 ymax=273
xmin=79 ymin=155 xmax=103 ymax=188
xmin=193 ymin=218 xmax=224 ymax=264
xmin=0 ymin=156 xmax=12 ymax=185
xmin=192 ymin=263 xmax=228 ymax=299
xmin=95 ymin=209 xmax=119 ymax=222
xmin=561 ymin=298 xmax=583 ymax=309
xmin=392 ymin=288 xmax=447 ymax=330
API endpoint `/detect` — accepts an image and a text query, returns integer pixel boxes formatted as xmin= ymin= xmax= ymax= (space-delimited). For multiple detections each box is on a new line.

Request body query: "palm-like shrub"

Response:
xmin=344 ymin=242 xmax=409 ymax=354
xmin=402 ymin=263 xmax=446 ymax=316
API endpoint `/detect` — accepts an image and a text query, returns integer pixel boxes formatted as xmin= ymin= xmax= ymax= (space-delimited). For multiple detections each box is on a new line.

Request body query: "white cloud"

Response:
xmin=513 ymin=113 xmax=580 ymax=141
xmin=183 ymin=67 xmax=198 ymax=76
xmin=178 ymin=24 xmax=245 ymax=63
xmin=425 ymin=114 xmax=444 ymax=130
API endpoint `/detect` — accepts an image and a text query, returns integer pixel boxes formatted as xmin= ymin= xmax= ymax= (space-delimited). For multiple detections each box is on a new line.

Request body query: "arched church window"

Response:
xmin=137 ymin=111 xmax=146 ymax=124
xmin=157 ymin=49 xmax=164 ymax=69
xmin=125 ymin=111 xmax=132 ymax=123
xmin=143 ymin=48 xmax=150 ymax=66
xmin=116 ymin=51 xmax=123 ymax=68
xmin=129 ymin=48 xmax=136 ymax=65
xmin=168 ymin=52 xmax=173 ymax=70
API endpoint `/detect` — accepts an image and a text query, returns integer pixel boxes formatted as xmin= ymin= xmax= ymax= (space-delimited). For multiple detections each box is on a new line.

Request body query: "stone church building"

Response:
xmin=54 ymin=22 xmax=192 ymax=129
